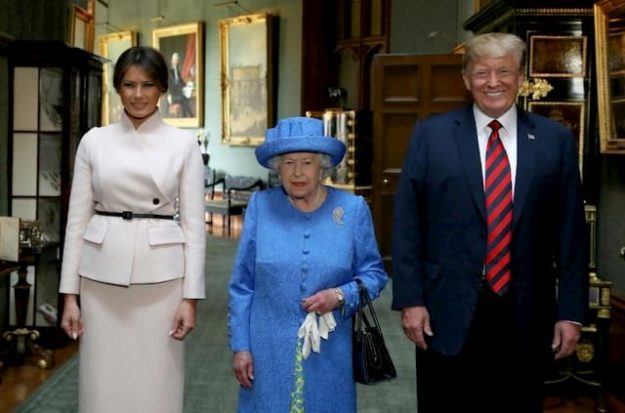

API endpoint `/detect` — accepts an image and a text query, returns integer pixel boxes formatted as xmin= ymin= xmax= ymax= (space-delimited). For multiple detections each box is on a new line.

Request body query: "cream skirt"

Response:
xmin=78 ymin=277 xmax=184 ymax=413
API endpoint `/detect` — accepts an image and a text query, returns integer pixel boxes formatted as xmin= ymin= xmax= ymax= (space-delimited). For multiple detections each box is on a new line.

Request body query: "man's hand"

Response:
xmin=401 ymin=306 xmax=433 ymax=350
xmin=552 ymin=320 xmax=581 ymax=360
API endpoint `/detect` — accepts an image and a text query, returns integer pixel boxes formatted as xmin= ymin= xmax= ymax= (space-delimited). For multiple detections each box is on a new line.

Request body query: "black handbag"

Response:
xmin=352 ymin=280 xmax=397 ymax=385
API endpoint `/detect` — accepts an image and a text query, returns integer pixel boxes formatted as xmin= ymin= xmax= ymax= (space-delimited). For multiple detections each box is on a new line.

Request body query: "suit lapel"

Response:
xmin=123 ymin=114 xmax=172 ymax=206
xmin=453 ymin=106 xmax=486 ymax=221
xmin=513 ymin=109 xmax=536 ymax=229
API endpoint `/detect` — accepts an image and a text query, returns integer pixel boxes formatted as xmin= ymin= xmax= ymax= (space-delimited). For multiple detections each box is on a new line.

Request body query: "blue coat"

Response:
xmin=229 ymin=186 xmax=388 ymax=412
xmin=392 ymin=105 xmax=588 ymax=356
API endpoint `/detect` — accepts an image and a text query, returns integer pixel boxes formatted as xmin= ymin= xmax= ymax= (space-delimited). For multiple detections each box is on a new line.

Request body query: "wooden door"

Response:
xmin=371 ymin=54 xmax=470 ymax=271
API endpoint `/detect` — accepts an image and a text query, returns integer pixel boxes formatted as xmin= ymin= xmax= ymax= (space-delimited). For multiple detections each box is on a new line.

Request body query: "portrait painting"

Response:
xmin=529 ymin=35 xmax=587 ymax=78
xmin=153 ymin=22 xmax=204 ymax=128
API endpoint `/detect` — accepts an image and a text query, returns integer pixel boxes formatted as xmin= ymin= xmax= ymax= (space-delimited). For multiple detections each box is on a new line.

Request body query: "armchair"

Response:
xmin=205 ymin=176 xmax=265 ymax=235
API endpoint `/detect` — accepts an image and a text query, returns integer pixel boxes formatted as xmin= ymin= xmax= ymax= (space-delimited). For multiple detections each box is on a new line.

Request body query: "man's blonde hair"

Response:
xmin=462 ymin=32 xmax=526 ymax=73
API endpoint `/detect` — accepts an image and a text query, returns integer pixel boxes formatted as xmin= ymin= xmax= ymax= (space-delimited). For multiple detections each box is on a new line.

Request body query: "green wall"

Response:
xmin=391 ymin=0 xmax=462 ymax=54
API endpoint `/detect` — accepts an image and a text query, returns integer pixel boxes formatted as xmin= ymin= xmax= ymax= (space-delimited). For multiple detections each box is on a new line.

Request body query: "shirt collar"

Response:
xmin=473 ymin=104 xmax=517 ymax=135
xmin=120 ymin=109 xmax=163 ymax=132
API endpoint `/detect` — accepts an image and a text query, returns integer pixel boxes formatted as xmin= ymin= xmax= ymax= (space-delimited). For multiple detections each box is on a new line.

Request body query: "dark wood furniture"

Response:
xmin=370 ymin=53 xmax=470 ymax=269
xmin=0 ymin=246 xmax=57 ymax=370
xmin=301 ymin=0 xmax=390 ymax=209
xmin=7 ymin=41 xmax=103 ymax=347
xmin=0 ymin=261 xmax=19 ymax=381
xmin=301 ymin=0 xmax=390 ymax=113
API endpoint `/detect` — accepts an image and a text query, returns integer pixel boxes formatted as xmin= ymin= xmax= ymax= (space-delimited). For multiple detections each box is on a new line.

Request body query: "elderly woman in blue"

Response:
xmin=228 ymin=116 xmax=388 ymax=412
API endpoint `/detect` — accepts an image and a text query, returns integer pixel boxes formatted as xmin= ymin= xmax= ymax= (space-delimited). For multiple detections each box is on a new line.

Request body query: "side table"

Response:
xmin=0 ymin=261 xmax=20 ymax=383
xmin=0 ymin=248 xmax=55 ymax=370
xmin=544 ymin=272 xmax=612 ymax=413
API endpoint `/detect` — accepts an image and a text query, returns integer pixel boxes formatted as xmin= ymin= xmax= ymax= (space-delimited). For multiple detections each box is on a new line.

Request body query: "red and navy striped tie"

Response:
xmin=484 ymin=119 xmax=512 ymax=295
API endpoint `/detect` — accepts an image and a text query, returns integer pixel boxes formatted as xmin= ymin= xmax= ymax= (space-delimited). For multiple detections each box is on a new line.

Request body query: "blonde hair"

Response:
xmin=462 ymin=32 xmax=526 ymax=73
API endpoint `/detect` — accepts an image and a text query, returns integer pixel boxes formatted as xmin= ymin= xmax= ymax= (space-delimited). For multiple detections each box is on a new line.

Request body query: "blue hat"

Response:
xmin=255 ymin=117 xmax=346 ymax=168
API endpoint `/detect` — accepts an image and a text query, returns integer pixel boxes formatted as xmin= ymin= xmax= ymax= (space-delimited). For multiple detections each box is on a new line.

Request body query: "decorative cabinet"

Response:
xmin=306 ymin=109 xmax=372 ymax=199
xmin=6 ymin=41 xmax=103 ymax=342
xmin=465 ymin=2 xmax=613 ymax=409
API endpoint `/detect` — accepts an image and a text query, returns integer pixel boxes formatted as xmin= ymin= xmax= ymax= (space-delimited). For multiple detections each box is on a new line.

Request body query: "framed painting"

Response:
xmin=608 ymin=31 xmax=625 ymax=75
xmin=529 ymin=35 xmax=587 ymax=78
xmin=528 ymin=101 xmax=585 ymax=175
xmin=609 ymin=98 xmax=625 ymax=146
xmin=595 ymin=1 xmax=625 ymax=153
xmin=219 ymin=13 xmax=277 ymax=146
xmin=70 ymin=4 xmax=95 ymax=52
xmin=152 ymin=22 xmax=204 ymax=128
xmin=99 ymin=31 xmax=137 ymax=125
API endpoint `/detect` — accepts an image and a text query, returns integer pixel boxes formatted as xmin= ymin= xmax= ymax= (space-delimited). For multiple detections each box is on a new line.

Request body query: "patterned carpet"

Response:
xmin=16 ymin=235 xmax=417 ymax=412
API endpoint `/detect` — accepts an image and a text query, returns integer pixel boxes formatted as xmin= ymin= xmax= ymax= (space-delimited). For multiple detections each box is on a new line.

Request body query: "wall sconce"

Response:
xmin=214 ymin=0 xmax=253 ymax=15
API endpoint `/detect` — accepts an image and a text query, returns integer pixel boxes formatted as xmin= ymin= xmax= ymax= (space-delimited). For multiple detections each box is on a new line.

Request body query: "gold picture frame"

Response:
xmin=70 ymin=4 xmax=95 ymax=52
xmin=99 ymin=31 xmax=137 ymax=125
xmin=219 ymin=13 xmax=277 ymax=146
xmin=529 ymin=35 xmax=587 ymax=78
xmin=473 ymin=0 xmax=494 ymax=12
xmin=527 ymin=101 xmax=585 ymax=176
xmin=595 ymin=0 xmax=625 ymax=154
xmin=152 ymin=22 xmax=204 ymax=128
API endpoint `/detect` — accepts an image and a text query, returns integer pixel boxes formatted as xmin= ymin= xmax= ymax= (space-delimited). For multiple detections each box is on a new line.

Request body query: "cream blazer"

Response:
xmin=59 ymin=112 xmax=206 ymax=299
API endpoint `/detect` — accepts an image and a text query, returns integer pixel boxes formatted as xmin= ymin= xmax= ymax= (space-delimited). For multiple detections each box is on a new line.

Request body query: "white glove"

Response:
xmin=297 ymin=311 xmax=337 ymax=359
xmin=318 ymin=312 xmax=336 ymax=339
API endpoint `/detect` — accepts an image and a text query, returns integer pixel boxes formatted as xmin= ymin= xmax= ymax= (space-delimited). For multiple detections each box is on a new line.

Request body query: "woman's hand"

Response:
xmin=169 ymin=299 xmax=197 ymax=340
xmin=233 ymin=351 xmax=254 ymax=389
xmin=302 ymin=289 xmax=341 ymax=314
xmin=60 ymin=294 xmax=83 ymax=340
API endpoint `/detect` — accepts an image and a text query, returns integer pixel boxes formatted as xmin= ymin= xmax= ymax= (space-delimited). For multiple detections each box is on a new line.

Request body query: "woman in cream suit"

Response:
xmin=59 ymin=46 xmax=206 ymax=413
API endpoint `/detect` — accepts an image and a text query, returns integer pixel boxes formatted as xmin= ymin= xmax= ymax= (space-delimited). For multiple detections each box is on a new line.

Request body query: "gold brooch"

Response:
xmin=333 ymin=207 xmax=344 ymax=225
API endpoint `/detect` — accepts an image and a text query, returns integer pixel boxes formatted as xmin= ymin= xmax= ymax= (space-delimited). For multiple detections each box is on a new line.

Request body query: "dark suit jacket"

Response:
xmin=391 ymin=105 xmax=588 ymax=356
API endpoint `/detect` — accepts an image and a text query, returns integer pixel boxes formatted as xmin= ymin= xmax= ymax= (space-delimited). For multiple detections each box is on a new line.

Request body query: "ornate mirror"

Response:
xmin=595 ymin=0 xmax=625 ymax=154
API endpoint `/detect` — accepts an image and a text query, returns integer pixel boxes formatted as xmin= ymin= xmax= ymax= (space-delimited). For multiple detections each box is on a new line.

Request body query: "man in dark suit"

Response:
xmin=392 ymin=32 xmax=588 ymax=412
xmin=167 ymin=52 xmax=193 ymax=117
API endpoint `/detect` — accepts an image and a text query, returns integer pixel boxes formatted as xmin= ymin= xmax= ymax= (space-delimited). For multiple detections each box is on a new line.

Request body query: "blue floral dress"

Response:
xmin=228 ymin=186 xmax=388 ymax=412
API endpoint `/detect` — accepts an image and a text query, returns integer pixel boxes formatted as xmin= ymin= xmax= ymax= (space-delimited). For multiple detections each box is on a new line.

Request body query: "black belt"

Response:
xmin=95 ymin=210 xmax=175 ymax=220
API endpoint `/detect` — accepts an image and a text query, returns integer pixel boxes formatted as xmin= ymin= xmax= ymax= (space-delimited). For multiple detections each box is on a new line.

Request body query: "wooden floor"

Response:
xmin=1 ymin=218 xmax=624 ymax=412
xmin=0 ymin=339 xmax=79 ymax=412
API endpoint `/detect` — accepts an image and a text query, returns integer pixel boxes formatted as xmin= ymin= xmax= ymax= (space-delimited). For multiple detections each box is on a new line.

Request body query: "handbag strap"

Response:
xmin=354 ymin=280 xmax=384 ymax=334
